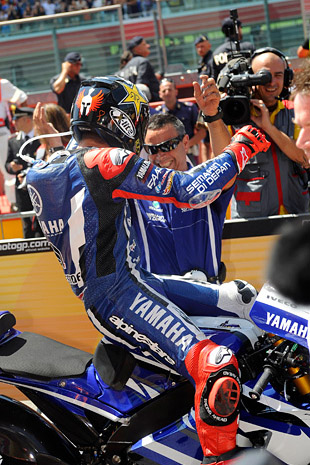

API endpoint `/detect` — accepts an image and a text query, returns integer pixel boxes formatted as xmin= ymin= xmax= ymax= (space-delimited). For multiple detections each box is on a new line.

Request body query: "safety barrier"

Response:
xmin=0 ymin=210 xmax=28 ymax=240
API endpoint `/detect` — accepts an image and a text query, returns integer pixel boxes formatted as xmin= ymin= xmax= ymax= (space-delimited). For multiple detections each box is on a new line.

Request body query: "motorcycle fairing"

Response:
xmin=242 ymin=382 xmax=310 ymax=427
xmin=241 ymin=388 xmax=310 ymax=431
xmin=192 ymin=316 xmax=262 ymax=348
xmin=5 ymin=377 xmax=127 ymax=417
xmin=238 ymin=416 xmax=310 ymax=465
xmin=129 ymin=409 xmax=202 ymax=465
xmin=239 ymin=406 xmax=310 ymax=465
xmin=250 ymin=284 xmax=310 ymax=349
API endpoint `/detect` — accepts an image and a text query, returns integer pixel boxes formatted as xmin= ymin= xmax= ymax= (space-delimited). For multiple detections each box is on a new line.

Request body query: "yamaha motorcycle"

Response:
xmin=0 ymin=283 xmax=310 ymax=465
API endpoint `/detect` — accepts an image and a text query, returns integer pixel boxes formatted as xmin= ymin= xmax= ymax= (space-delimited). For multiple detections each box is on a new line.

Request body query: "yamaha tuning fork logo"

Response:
xmin=27 ymin=184 xmax=43 ymax=216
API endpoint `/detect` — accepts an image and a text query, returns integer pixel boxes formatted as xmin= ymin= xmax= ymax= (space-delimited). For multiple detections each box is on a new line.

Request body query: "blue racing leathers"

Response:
xmin=26 ymin=146 xmax=246 ymax=376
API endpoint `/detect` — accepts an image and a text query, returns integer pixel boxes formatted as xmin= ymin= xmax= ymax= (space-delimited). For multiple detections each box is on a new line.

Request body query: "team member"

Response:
xmin=132 ymin=113 xmax=230 ymax=287
xmin=27 ymin=76 xmax=270 ymax=465
xmin=5 ymin=106 xmax=42 ymax=238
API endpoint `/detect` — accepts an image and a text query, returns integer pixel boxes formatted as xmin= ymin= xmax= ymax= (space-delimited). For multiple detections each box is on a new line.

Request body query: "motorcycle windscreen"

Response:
xmin=250 ymin=283 xmax=310 ymax=349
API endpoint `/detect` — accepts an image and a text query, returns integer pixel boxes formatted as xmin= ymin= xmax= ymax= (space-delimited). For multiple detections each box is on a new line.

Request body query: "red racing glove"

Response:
xmin=224 ymin=125 xmax=271 ymax=173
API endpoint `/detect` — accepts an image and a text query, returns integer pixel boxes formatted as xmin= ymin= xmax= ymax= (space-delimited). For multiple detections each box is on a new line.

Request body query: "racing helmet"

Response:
xmin=71 ymin=76 xmax=150 ymax=155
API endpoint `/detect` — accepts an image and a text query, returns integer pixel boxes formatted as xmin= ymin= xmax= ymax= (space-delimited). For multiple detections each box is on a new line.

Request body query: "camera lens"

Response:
xmin=220 ymin=95 xmax=251 ymax=125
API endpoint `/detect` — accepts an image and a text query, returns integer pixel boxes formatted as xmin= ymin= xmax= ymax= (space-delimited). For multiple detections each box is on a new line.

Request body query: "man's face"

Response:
xmin=145 ymin=124 xmax=189 ymax=171
xmin=195 ymin=40 xmax=211 ymax=57
xmin=68 ymin=61 xmax=82 ymax=77
xmin=294 ymin=92 xmax=310 ymax=160
xmin=252 ymin=52 xmax=285 ymax=107
xmin=133 ymin=40 xmax=150 ymax=58
xmin=14 ymin=115 xmax=32 ymax=132
xmin=159 ymin=81 xmax=178 ymax=107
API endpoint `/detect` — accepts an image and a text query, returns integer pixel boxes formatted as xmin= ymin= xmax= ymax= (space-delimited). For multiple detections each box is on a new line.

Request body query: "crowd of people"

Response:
xmin=0 ymin=0 xmax=157 ymax=22
xmin=1 ymin=18 xmax=310 ymax=226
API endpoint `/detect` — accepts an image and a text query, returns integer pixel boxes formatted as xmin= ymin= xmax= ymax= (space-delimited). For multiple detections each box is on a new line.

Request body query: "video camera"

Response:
xmin=217 ymin=9 xmax=272 ymax=125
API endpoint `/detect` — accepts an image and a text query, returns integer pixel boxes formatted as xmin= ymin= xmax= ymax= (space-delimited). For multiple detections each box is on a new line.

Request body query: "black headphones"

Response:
xmin=250 ymin=47 xmax=294 ymax=92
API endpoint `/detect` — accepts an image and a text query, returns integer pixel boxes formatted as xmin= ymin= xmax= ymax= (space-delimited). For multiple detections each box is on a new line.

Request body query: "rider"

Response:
xmin=26 ymin=76 xmax=270 ymax=465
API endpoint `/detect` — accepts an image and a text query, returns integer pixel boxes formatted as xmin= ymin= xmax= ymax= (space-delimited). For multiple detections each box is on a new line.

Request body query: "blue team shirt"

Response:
xmin=131 ymin=185 xmax=233 ymax=278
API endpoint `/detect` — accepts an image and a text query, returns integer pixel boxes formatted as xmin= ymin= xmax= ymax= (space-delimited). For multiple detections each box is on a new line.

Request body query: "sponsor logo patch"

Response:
xmin=109 ymin=148 xmax=131 ymax=166
xmin=163 ymin=172 xmax=174 ymax=195
xmin=129 ymin=292 xmax=194 ymax=353
xmin=110 ymin=107 xmax=136 ymax=138
xmin=118 ymin=81 xmax=148 ymax=119
xmin=186 ymin=162 xmax=231 ymax=195
xmin=208 ymin=346 xmax=233 ymax=366
xmin=27 ymin=184 xmax=43 ymax=216
xmin=136 ymin=160 xmax=152 ymax=182
xmin=109 ymin=315 xmax=175 ymax=365
xmin=265 ymin=311 xmax=308 ymax=338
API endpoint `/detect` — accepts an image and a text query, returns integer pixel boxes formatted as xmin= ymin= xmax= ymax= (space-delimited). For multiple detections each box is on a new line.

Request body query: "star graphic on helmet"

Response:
xmin=119 ymin=82 xmax=148 ymax=120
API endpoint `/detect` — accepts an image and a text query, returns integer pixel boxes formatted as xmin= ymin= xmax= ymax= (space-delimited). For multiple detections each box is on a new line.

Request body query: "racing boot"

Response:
xmin=185 ymin=339 xmax=241 ymax=465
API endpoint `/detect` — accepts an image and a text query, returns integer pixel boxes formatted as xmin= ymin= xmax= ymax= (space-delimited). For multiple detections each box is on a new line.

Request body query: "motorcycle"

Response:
xmin=1 ymin=283 xmax=310 ymax=465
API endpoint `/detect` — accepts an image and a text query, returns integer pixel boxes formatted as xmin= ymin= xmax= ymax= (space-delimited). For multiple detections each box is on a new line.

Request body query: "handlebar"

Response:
xmin=249 ymin=366 xmax=274 ymax=401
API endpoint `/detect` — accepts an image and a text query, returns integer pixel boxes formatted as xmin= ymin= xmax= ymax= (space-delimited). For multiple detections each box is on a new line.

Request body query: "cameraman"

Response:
xmin=212 ymin=17 xmax=255 ymax=81
xmin=230 ymin=48 xmax=310 ymax=218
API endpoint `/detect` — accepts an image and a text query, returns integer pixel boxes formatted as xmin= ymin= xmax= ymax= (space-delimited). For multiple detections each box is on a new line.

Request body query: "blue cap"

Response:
xmin=64 ymin=52 xmax=82 ymax=63
xmin=194 ymin=35 xmax=208 ymax=45
xmin=127 ymin=36 xmax=144 ymax=52
xmin=221 ymin=17 xmax=242 ymax=35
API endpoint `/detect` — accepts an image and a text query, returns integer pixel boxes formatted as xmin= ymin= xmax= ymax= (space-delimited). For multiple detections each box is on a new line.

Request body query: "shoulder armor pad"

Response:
xmin=84 ymin=147 xmax=135 ymax=180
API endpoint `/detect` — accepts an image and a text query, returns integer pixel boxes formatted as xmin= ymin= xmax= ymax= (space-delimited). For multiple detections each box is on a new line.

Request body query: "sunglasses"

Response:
xmin=144 ymin=134 xmax=184 ymax=155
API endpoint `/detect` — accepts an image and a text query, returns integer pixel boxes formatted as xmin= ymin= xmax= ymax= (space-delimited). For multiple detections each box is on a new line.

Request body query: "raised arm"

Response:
xmin=33 ymin=102 xmax=63 ymax=148
xmin=193 ymin=75 xmax=231 ymax=157
xmin=108 ymin=125 xmax=271 ymax=209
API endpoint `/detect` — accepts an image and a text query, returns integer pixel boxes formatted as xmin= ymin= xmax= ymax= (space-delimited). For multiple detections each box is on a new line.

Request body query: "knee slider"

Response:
xmin=200 ymin=365 xmax=241 ymax=426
